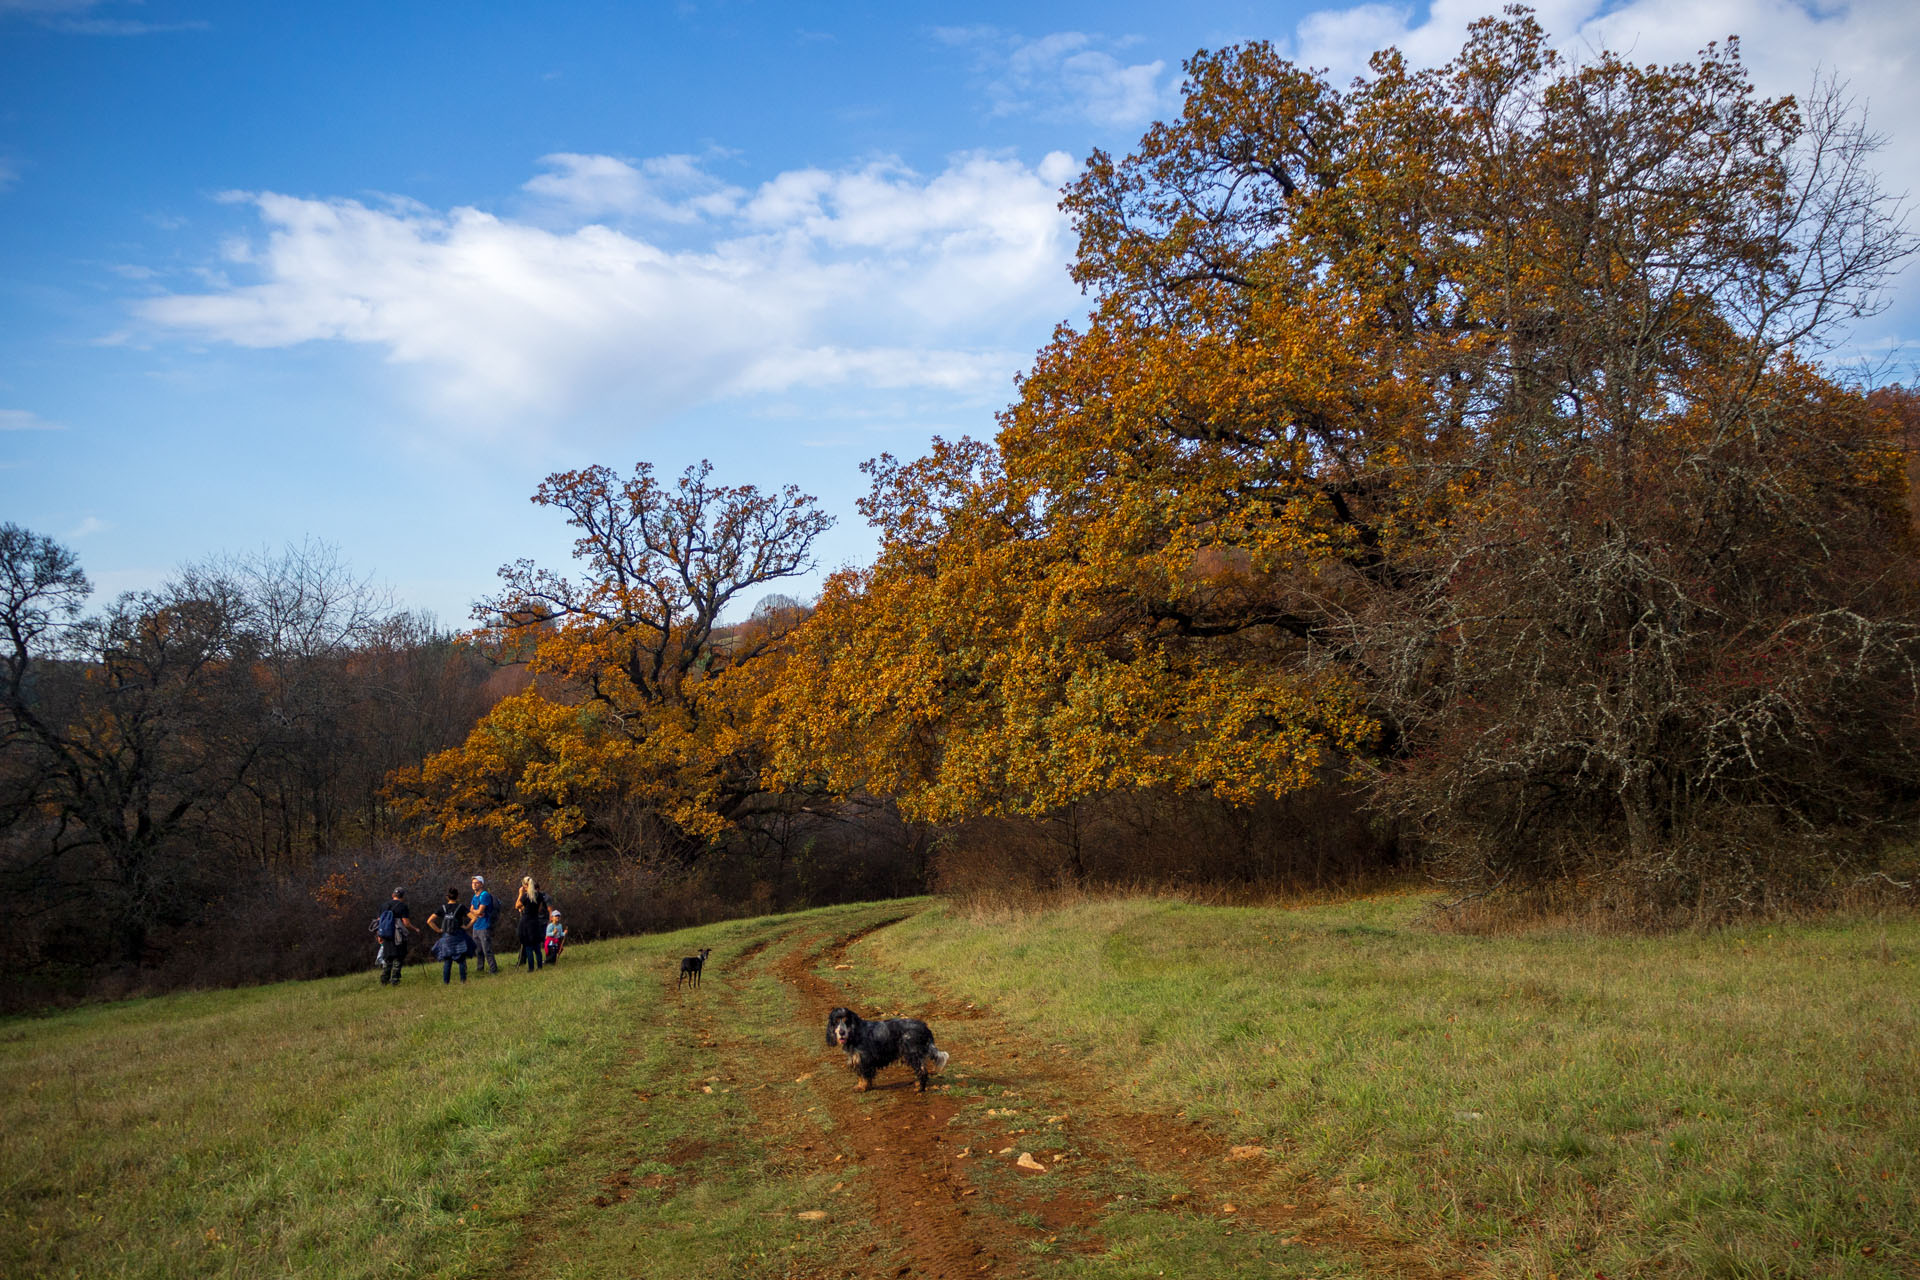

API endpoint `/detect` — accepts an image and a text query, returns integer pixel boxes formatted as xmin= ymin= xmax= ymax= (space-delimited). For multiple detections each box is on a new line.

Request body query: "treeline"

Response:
xmin=0 ymin=533 xmax=926 ymax=1009
xmin=0 ymin=539 xmax=496 ymax=1004
xmin=398 ymin=13 xmax=1920 ymax=925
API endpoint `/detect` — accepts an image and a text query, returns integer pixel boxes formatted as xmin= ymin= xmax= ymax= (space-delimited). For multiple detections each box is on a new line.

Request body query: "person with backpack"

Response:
xmin=372 ymin=887 xmax=415 ymax=986
xmin=468 ymin=875 xmax=500 ymax=974
xmin=428 ymin=887 xmax=473 ymax=984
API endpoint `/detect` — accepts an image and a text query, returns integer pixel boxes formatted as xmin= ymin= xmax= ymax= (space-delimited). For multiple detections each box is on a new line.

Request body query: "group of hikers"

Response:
xmin=371 ymin=874 xmax=567 ymax=985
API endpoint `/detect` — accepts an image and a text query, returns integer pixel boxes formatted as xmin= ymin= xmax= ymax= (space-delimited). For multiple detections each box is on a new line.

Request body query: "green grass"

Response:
xmin=866 ymin=892 xmax=1920 ymax=1278
xmin=0 ymin=910 xmax=871 ymax=1280
xmin=1 ymin=943 xmax=637 ymax=1278
xmin=6 ymin=892 xmax=1917 ymax=1279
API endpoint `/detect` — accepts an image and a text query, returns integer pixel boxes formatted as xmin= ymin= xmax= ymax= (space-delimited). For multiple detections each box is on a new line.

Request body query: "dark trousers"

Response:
xmin=519 ymin=942 xmax=543 ymax=970
xmin=381 ymin=941 xmax=407 ymax=984
xmin=442 ymin=956 xmax=468 ymax=983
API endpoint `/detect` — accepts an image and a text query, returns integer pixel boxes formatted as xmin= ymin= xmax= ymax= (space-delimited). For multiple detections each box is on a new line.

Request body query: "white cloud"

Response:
xmin=734 ymin=346 xmax=1032 ymax=395
xmin=522 ymin=153 xmax=744 ymax=223
xmin=0 ymin=408 xmax=66 ymax=430
xmin=68 ymin=515 xmax=109 ymax=539
xmin=948 ymin=28 xmax=1176 ymax=129
xmin=140 ymin=151 xmax=1083 ymax=426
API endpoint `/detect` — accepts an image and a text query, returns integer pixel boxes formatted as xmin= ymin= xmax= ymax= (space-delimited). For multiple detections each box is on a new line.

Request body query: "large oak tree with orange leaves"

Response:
xmin=767 ymin=11 xmax=1918 ymax=911
xmin=393 ymin=461 xmax=831 ymax=859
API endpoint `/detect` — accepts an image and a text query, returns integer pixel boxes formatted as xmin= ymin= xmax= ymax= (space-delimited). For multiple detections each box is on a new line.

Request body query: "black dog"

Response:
xmin=678 ymin=947 xmax=711 ymax=989
xmin=824 ymin=1006 xmax=950 ymax=1092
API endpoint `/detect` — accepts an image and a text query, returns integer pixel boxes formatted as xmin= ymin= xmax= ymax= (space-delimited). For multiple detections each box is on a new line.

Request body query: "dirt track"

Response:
xmin=674 ymin=913 xmax=1454 ymax=1280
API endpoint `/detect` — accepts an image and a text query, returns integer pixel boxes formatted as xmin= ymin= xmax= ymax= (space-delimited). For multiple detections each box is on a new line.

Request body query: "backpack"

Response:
xmin=371 ymin=907 xmax=397 ymax=939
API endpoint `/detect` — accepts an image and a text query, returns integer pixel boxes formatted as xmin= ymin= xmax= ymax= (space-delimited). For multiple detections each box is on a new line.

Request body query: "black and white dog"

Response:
xmin=824 ymin=1006 xmax=950 ymax=1092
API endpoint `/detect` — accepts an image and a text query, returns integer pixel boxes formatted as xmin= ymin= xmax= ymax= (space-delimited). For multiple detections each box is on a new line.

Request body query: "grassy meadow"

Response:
xmin=867 ymin=893 xmax=1920 ymax=1277
xmin=0 ymin=908 xmax=871 ymax=1280
xmin=2 ymin=892 xmax=1915 ymax=1278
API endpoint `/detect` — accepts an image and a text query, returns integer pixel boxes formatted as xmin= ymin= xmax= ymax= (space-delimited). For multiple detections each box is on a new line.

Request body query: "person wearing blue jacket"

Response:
xmin=468 ymin=875 xmax=499 ymax=974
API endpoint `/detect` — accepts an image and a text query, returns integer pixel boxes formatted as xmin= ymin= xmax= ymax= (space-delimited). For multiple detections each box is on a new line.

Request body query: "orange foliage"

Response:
xmin=763 ymin=10 xmax=1916 ymax=863
xmin=396 ymin=13 xmax=1915 ymax=898
xmin=391 ymin=460 xmax=830 ymax=855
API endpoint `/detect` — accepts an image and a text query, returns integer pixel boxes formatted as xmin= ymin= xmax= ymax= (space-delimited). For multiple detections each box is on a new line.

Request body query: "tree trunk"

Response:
xmin=1620 ymin=764 xmax=1657 ymax=860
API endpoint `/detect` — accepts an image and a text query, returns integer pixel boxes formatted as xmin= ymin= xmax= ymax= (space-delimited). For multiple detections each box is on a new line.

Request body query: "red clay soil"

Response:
xmin=701 ymin=917 xmax=1463 ymax=1280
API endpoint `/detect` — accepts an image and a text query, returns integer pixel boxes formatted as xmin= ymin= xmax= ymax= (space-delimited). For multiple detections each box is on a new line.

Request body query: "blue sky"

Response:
xmin=4 ymin=0 xmax=1917 ymax=626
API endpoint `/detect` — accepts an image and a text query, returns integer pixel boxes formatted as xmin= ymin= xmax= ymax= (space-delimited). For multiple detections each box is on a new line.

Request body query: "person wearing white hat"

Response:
xmin=468 ymin=875 xmax=499 ymax=974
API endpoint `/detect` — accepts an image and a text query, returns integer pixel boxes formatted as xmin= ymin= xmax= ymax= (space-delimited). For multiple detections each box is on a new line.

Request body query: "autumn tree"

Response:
xmin=768 ymin=11 xmax=1918 ymax=910
xmin=394 ymin=460 xmax=832 ymax=858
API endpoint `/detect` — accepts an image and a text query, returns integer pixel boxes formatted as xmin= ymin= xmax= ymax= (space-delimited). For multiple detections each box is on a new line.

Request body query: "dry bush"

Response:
xmin=931 ymin=785 xmax=1402 ymax=912
xmin=1425 ymin=813 xmax=1920 ymax=934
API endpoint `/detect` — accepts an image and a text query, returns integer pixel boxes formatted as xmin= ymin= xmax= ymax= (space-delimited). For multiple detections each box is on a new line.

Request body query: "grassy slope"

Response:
xmin=867 ymin=893 xmax=1920 ymax=1277
xmin=2 ymin=936 xmax=626 ymax=1278
xmin=0 ymin=907 xmax=876 ymax=1280
xmin=3 ymin=893 xmax=1916 ymax=1279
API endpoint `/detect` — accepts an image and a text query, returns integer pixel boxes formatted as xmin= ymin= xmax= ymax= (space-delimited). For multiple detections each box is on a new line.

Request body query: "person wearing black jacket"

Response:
xmin=376 ymin=888 xmax=414 ymax=986
xmin=514 ymin=875 xmax=549 ymax=971
xmin=428 ymin=888 xmax=472 ymax=984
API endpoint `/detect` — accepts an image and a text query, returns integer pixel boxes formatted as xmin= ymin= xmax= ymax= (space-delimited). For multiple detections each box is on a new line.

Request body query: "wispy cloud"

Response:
xmin=140 ymin=150 xmax=1084 ymax=428
xmin=522 ymin=153 xmax=744 ymax=223
xmin=0 ymin=408 xmax=67 ymax=431
xmin=0 ymin=0 xmax=206 ymax=35
xmin=68 ymin=515 xmax=109 ymax=539
xmin=941 ymin=27 xmax=1176 ymax=129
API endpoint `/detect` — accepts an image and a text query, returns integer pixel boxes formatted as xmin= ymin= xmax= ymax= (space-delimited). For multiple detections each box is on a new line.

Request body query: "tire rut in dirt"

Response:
xmin=665 ymin=919 xmax=1000 ymax=1279
xmin=667 ymin=913 xmax=1456 ymax=1279
xmin=782 ymin=915 xmax=1464 ymax=1280
xmin=763 ymin=918 xmax=1104 ymax=1280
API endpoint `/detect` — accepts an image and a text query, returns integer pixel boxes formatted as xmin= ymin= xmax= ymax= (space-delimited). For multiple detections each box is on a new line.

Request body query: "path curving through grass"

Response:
xmin=6 ymin=894 xmax=1914 ymax=1278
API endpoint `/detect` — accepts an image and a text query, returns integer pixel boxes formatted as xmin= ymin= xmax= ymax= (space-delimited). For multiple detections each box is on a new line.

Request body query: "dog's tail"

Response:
xmin=931 ymin=1048 xmax=950 ymax=1073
